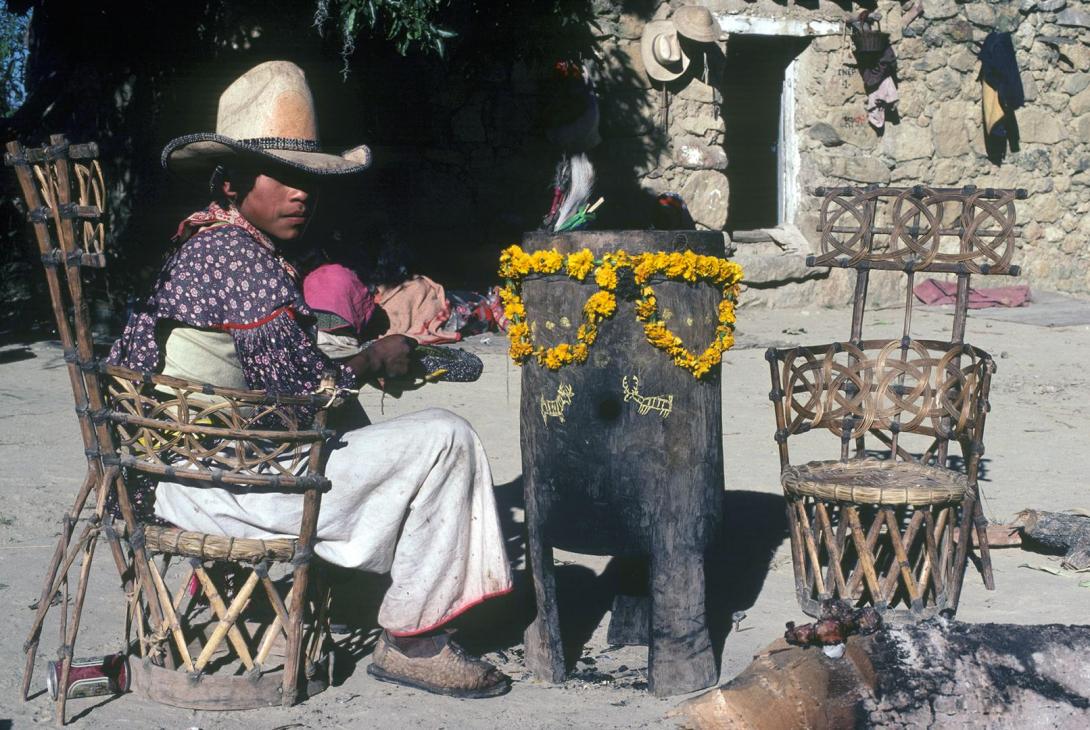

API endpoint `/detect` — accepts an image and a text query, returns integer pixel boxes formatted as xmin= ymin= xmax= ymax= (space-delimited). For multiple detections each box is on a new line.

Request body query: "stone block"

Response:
xmin=948 ymin=47 xmax=978 ymax=73
xmin=1044 ymin=92 xmax=1072 ymax=114
xmin=822 ymin=154 xmax=891 ymax=184
xmin=965 ymin=3 xmax=996 ymax=27
xmin=1038 ymin=0 xmax=1068 ymax=12
xmin=949 ymin=20 xmax=975 ymax=42
xmin=1064 ymin=72 xmax=1090 ymax=95
xmin=1064 ymin=43 xmax=1090 ymax=73
xmin=680 ymin=170 xmax=730 ymax=230
xmin=883 ymin=123 xmax=935 ymax=162
xmin=807 ymin=122 xmax=844 ymax=148
xmin=890 ymin=159 xmax=931 ymax=183
xmin=1020 ymin=108 xmax=1065 ymax=145
xmin=1076 ymin=115 xmax=1090 ymax=143
xmin=616 ymin=12 xmax=644 ymax=40
xmin=926 ymin=0 xmax=958 ymax=20
xmin=673 ymin=136 xmax=728 ymax=170
xmin=1032 ymin=193 xmax=1064 ymax=223
xmin=1022 ymin=72 xmax=1039 ymax=102
xmin=931 ymin=106 xmax=970 ymax=157
xmin=931 ymin=68 xmax=961 ymax=100
xmin=1071 ymin=85 xmax=1090 ymax=116
xmin=678 ymin=77 xmax=718 ymax=104
xmin=1057 ymin=8 xmax=1090 ymax=28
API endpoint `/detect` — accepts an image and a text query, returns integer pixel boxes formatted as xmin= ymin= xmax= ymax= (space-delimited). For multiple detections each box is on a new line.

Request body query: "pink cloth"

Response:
xmin=914 ymin=278 xmax=1031 ymax=309
xmin=866 ymin=76 xmax=899 ymax=129
xmin=303 ymin=263 xmax=376 ymax=333
xmin=376 ymin=275 xmax=461 ymax=345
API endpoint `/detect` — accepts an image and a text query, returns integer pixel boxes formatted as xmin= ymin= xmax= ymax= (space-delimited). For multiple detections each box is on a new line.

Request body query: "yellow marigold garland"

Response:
xmin=499 ymin=244 xmax=743 ymax=378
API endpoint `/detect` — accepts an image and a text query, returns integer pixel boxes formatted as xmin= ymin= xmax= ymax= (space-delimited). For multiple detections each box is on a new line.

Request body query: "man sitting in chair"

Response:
xmin=107 ymin=60 xmax=513 ymax=698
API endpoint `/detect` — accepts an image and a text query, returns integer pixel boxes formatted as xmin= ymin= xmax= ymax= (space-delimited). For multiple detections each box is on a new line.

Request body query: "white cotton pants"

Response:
xmin=152 ymin=408 xmax=513 ymax=635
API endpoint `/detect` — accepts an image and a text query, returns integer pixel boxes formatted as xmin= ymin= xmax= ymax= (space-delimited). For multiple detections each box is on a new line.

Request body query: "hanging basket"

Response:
xmin=852 ymin=20 xmax=889 ymax=53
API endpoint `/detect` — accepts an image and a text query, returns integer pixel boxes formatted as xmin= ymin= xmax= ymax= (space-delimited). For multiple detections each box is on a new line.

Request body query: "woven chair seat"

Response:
xmin=142 ymin=524 xmax=297 ymax=563
xmin=781 ymin=459 xmax=967 ymax=505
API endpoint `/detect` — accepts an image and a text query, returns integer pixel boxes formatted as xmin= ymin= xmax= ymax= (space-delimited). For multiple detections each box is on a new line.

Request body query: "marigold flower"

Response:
xmin=565 ymin=249 xmax=595 ymax=280
xmin=594 ymin=263 xmax=618 ymax=291
xmin=584 ymin=291 xmax=617 ymax=320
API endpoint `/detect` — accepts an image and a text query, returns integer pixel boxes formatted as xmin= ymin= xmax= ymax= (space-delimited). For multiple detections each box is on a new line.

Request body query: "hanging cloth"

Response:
xmin=977 ymin=31 xmax=1024 ymax=163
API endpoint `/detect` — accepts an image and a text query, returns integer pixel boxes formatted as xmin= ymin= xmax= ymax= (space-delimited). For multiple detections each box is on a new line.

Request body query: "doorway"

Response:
xmin=721 ymin=34 xmax=810 ymax=233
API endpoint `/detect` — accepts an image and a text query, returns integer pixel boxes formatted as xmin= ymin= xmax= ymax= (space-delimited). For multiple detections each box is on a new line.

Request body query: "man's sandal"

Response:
xmin=367 ymin=631 xmax=511 ymax=699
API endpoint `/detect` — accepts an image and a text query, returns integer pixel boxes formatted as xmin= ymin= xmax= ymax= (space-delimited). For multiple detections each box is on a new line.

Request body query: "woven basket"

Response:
xmin=853 ymin=22 xmax=889 ymax=53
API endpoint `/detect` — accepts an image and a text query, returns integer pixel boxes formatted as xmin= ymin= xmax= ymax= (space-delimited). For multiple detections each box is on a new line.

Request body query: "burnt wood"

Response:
xmin=1018 ymin=510 xmax=1090 ymax=571
xmin=519 ymin=229 xmax=727 ymax=697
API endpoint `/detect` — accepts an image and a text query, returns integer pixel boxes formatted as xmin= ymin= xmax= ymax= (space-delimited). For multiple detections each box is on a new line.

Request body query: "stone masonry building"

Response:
xmin=578 ymin=0 xmax=1090 ymax=306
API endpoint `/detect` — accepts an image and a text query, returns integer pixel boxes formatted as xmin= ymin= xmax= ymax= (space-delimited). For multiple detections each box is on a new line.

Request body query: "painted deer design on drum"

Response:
xmin=540 ymin=382 xmax=574 ymax=424
xmin=622 ymin=375 xmax=674 ymax=419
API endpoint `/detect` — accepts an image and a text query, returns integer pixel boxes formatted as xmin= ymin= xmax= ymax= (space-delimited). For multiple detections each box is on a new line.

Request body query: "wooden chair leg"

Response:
xmin=55 ymin=471 xmax=113 ymax=726
xmin=971 ymin=497 xmax=995 ymax=590
xmin=148 ymin=558 xmax=195 ymax=672
xmin=948 ymin=493 xmax=977 ymax=612
xmin=194 ymin=570 xmax=259 ymax=672
xmin=192 ymin=564 xmax=255 ymax=671
xmin=21 ymin=469 xmax=99 ymax=701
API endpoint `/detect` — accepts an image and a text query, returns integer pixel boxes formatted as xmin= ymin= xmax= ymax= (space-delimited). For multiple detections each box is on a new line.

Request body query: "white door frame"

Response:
xmin=715 ymin=14 xmax=842 ymax=228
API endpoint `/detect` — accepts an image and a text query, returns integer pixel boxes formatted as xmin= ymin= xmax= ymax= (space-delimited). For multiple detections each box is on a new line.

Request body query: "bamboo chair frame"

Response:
xmin=767 ymin=338 xmax=994 ymax=616
xmin=767 ymin=184 xmax=1026 ymax=617
xmin=6 ymin=137 xmax=342 ymax=722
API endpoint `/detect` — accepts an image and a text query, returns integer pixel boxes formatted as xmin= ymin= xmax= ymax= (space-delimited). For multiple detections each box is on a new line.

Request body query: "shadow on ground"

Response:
xmin=324 ymin=481 xmax=789 ymax=681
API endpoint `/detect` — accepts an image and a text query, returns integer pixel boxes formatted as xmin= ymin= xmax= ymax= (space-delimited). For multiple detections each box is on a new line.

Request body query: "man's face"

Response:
xmin=226 ymin=167 xmax=317 ymax=243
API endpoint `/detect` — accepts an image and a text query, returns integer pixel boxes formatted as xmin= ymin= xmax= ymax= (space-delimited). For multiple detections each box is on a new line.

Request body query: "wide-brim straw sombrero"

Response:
xmin=162 ymin=60 xmax=371 ymax=177
xmin=641 ymin=20 xmax=691 ymax=82
xmin=674 ymin=6 xmax=720 ymax=44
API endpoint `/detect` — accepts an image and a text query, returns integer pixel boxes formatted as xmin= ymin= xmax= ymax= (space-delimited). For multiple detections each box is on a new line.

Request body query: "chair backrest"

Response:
xmin=5 ymin=135 xmax=337 ymax=507
xmin=7 ymin=136 xmax=342 ymax=713
xmin=810 ymin=185 xmax=1027 ymax=343
xmin=102 ymin=365 xmax=336 ymax=492
xmin=767 ymin=338 xmax=994 ymax=474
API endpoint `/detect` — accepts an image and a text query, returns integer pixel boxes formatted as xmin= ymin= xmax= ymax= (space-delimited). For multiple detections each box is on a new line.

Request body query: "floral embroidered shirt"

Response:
xmin=107 ymin=222 xmax=356 ymax=396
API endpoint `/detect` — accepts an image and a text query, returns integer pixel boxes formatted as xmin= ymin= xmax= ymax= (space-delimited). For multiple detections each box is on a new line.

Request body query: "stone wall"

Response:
xmin=577 ymin=0 xmax=1090 ymax=304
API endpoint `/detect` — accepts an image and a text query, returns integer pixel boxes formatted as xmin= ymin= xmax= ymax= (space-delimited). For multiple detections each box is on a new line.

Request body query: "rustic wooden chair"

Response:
xmin=767 ymin=338 xmax=994 ymax=616
xmin=767 ymin=184 xmax=1025 ymax=617
xmin=7 ymin=136 xmax=342 ymax=722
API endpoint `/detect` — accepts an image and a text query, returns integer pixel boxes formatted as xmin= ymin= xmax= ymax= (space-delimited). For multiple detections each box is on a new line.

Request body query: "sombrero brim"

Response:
xmin=641 ymin=22 xmax=691 ymax=82
xmin=161 ymin=133 xmax=371 ymax=177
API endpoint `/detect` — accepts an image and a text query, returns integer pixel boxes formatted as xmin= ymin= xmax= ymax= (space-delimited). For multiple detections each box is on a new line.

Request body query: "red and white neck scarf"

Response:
xmin=173 ymin=202 xmax=300 ymax=281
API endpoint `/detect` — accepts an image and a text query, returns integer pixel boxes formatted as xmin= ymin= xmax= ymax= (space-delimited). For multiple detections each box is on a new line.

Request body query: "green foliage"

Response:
xmin=314 ymin=0 xmax=599 ymax=68
xmin=314 ymin=0 xmax=456 ymax=62
xmin=0 ymin=2 xmax=29 ymax=116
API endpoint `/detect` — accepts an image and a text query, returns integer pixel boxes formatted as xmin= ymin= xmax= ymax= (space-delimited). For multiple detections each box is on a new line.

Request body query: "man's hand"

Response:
xmin=347 ymin=334 xmax=417 ymax=382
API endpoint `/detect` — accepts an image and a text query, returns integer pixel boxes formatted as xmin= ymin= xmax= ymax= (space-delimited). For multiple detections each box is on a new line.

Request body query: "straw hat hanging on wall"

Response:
xmin=674 ymin=5 xmax=719 ymax=44
xmin=641 ymin=20 xmax=691 ymax=82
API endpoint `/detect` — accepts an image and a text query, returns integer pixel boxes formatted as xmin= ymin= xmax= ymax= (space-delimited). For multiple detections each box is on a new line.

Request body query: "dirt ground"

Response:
xmin=1 ymin=300 xmax=1089 ymax=728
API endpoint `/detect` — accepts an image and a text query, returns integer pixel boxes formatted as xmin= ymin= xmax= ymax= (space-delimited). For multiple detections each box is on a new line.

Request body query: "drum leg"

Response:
xmin=606 ymin=556 xmax=650 ymax=646
xmin=648 ymin=547 xmax=716 ymax=697
xmin=523 ymin=508 xmax=565 ymax=683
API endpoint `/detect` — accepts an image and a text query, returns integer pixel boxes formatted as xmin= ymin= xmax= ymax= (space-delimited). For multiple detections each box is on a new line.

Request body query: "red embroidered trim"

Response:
xmin=385 ymin=585 xmax=515 ymax=637
xmin=218 ymin=305 xmax=297 ymax=331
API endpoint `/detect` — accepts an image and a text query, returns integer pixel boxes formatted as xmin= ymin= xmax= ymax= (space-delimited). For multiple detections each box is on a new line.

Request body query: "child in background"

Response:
xmin=303 ymin=263 xmax=483 ymax=387
xmin=303 ymin=262 xmax=376 ymax=361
